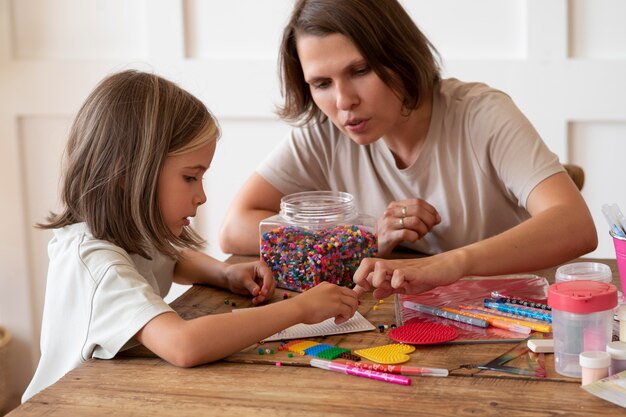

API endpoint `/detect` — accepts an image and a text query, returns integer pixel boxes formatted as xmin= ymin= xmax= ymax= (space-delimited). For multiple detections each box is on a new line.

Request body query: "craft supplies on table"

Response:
xmin=333 ymin=360 xmax=448 ymax=377
xmin=396 ymin=274 xmax=550 ymax=343
xmin=606 ymin=341 xmax=626 ymax=375
xmin=310 ymin=359 xmax=412 ymax=386
xmin=582 ymin=369 xmax=626 ymax=409
xmin=460 ymin=336 xmax=548 ymax=378
xmin=234 ymin=309 xmax=375 ymax=342
xmin=548 ymin=280 xmax=617 ymax=378
xmin=259 ymin=191 xmax=376 ymax=291
xmin=580 ymin=351 xmax=611 ymax=386
xmin=387 ymin=319 xmax=459 ymax=345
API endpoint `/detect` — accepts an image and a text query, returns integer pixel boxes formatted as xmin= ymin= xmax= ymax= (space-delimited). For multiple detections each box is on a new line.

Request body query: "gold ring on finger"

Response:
xmin=399 ymin=217 xmax=405 ymax=228
xmin=401 ymin=206 xmax=407 ymax=217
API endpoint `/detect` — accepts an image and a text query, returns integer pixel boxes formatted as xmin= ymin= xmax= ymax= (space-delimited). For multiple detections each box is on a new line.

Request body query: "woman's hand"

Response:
xmin=352 ymin=253 xmax=465 ymax=299
xmin=224 ymin=261 xmax=276 ymax=304
xmin=376 ymin=198 xmax=440 ymax=257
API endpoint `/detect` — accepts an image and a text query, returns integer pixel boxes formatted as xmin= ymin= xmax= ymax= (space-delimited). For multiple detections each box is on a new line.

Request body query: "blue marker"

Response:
xmin=484 ymin=299 xmax=552 ymax=323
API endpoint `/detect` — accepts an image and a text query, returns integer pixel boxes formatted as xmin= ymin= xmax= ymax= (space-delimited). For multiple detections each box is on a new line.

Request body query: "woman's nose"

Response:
xmin=335 ymin=82 xmax=359 ymax=110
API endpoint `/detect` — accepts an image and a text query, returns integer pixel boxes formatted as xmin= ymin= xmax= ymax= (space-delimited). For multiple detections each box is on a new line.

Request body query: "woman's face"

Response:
xmin=296 ymin=33 xmax=405 ymax=145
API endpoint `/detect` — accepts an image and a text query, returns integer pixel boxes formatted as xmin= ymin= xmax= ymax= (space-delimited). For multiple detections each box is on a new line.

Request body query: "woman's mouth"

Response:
xmin=345 ymin=118 xmax=368 ymax=133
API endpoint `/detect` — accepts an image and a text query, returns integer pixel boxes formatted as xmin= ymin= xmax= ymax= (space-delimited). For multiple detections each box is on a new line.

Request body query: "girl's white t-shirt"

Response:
xmin=22 ymin=223 xmax=175 ymax=402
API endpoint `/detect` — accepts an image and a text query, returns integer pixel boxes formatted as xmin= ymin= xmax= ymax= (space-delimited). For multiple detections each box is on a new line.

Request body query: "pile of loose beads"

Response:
xmin=261 ymin=224 xmax=377 ymax=291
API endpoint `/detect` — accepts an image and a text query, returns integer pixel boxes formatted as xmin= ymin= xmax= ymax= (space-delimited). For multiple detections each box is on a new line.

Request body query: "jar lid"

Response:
xmin=579 ymin=351 xmax=611 ymax=368
xmin=555 ymin=262 xmax=612 ymax=283
xmin=606 ymin=341 xmax=626 ymax=359
xmin=548 ymin=280 xmax=617 ymax=313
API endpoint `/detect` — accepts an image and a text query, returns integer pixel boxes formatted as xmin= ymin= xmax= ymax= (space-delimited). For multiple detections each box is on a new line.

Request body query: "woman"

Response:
xmin=220 ymin=0 xmax=596 ymax=297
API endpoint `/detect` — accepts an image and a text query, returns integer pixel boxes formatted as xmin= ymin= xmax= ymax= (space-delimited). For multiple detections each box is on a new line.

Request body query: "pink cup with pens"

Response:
xmin=610 ymin=231 xmax=626 ymax=293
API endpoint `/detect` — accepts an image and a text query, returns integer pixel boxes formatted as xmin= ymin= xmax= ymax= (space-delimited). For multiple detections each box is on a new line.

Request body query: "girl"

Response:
xmin=23 ymin=70 xmax=358 ymax=402
xmin=219 ymin=0 xmax=597 ymax=298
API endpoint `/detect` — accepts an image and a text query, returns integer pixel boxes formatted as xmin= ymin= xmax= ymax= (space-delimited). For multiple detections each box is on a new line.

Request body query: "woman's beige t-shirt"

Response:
xmin=257 ymin=78 xmax=563 ymax=254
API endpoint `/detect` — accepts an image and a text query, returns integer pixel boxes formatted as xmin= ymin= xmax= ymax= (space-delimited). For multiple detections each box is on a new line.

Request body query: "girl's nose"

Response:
xmin=195 ymin=186 xmax=207 ymax=207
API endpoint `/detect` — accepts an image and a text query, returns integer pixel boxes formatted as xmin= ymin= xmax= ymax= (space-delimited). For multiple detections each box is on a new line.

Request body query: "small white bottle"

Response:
xmin=579 ymin=351 xmax=611 ymax=385
xmin=606 ymin=341 xmax=626 ymax=375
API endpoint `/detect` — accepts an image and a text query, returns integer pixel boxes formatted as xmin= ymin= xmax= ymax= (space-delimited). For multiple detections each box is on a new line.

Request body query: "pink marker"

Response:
xmin=310 ymin=359 xmax=411 ymax=385
xmin=333 ymin=360 xmax=448 ymax=377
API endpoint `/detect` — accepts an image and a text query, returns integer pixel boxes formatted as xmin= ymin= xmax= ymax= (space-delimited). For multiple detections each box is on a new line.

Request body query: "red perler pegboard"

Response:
xmin=388 ymin=318 xmax=458 ymax=345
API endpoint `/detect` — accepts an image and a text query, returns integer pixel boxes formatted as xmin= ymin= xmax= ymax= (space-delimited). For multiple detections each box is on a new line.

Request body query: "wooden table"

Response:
xmin=8 ymin=257 xmax=625 ymax=416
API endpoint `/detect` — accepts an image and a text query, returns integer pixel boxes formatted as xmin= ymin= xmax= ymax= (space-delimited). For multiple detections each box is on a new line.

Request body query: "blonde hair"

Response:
xmin=40 ymin=70 xmax=219 ymax=259
xmin=277 ymin=0 xmax=441 ymax=124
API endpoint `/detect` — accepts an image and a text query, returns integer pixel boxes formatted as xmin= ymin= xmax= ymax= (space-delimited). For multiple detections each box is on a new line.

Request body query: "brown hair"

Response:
xmin=39 ymin=70 xmax=219 ymax=259
xmin=277 ymin=0 xmax=441 ymax=124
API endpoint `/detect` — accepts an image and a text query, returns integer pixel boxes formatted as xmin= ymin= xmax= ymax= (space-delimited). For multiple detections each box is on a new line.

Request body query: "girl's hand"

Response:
xmin=352 ymin=254 xmax=463 ymax=299
xmin=376 ymin=198 xmax=440 ymax=257
xmin=293 ymin=282 xmax=359 ymax=325
xmin=224 ymin=261 xmax=276 ymax=305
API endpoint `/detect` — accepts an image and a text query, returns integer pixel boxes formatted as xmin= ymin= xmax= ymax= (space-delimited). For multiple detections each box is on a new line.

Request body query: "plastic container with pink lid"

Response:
xmin=548 ymin=280 xmax=617 ymax=378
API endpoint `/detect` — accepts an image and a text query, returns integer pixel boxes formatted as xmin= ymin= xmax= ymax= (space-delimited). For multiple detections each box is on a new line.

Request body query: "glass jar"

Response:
xmin=259 ymin=191 xmax=377 ymax=292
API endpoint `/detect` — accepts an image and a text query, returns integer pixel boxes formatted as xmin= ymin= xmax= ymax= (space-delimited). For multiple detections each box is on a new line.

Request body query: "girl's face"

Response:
xmin=296 ymin=33 xmax=404 ymax=145
xmin=158 ymin=139 xmax=216 ymax=236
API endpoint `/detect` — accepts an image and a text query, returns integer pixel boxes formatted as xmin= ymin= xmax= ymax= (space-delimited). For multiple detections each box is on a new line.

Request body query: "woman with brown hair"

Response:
xmin=220 ymin=0 xmax=596 ymax=298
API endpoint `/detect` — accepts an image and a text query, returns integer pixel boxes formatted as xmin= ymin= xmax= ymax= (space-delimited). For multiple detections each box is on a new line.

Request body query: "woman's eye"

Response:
xmin=184 ymin=176 xmax=197 ymax=182
xmin=312 ymin=80 xmax=330 ymax=90
xmin=354 ymin=66 xmax=370 ymax=76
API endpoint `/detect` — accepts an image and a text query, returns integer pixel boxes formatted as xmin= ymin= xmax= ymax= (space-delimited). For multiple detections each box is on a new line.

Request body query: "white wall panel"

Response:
xmin=184 ymin=0 xmax=292 ymax=59
xmin=201 ymin=119 xmax=291 ymax=260
xmin=18 ymin=116 xmax=70 ymax=346
xmin=10 ymin=0 xmax=148 ymax=60
xmin=403 ymin=0 xmax=526 ymax=59
xmin=570 ymin=122 xmax=626 ymax=258
xmin=569 ymin=0 xmax=626 ymax=59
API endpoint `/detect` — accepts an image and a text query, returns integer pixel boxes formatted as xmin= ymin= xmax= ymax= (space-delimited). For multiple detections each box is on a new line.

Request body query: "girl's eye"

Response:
xmin=184 ymin=176 xmax=197 ymax=182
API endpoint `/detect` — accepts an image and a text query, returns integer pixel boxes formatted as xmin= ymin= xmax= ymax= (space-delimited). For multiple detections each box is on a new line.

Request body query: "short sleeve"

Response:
xmin=466 ymin=91 xmax=564 ymax=208
xmin=85 ymin=263 xmax=174 ymax=360
xmin=256 ymin=123 xmax=335 ymax=195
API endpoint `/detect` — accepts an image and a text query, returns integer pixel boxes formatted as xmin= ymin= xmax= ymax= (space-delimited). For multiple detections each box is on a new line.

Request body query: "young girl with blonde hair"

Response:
xmin=23 ymin=70 xmax=358 ymax=402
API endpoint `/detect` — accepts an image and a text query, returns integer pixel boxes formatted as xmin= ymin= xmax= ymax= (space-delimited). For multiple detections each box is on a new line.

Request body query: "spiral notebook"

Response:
xmin=261 ymin=311 xmax=375 ymax=342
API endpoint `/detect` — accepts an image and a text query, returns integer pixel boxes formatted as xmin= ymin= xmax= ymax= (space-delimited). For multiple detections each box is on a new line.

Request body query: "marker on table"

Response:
xmin=441 ymin=307 xmax=532 ymax=334
xmin=484 ymin=300 xmax=552 ymax=323
xmin=333 ymin=360 xmax=448 ymax=377
xmin=403 ymin=301 xmax=488 ymax=328
xmin=453 ymin=306 xmax=551 ymax=333
xmin=310 ymin=359 xmax=412 ymax=386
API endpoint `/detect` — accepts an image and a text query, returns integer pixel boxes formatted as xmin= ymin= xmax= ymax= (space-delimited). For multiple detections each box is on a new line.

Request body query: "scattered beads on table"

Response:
xmin=260 ymin=225 xmax=377 ymax=291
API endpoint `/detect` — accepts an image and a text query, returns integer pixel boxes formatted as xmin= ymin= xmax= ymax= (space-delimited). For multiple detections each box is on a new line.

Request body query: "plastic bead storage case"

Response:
xmin=260 ymin=191 xmax=377 ymax=291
